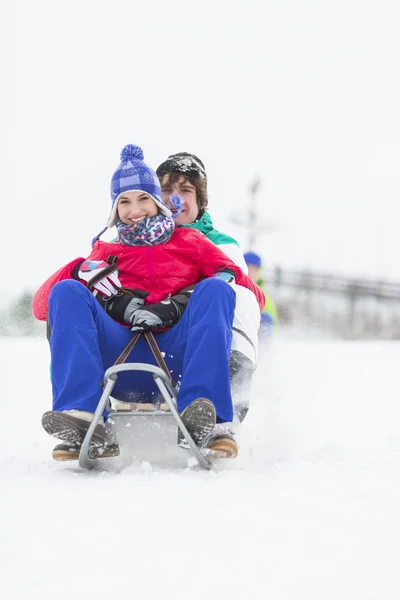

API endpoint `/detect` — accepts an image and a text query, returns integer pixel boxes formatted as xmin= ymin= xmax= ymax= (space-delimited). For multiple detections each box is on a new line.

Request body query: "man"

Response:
xmin=156 ymin=152 xmax=262 ymax=422
xmin=244 ymin=251 xmax=279 ymax=338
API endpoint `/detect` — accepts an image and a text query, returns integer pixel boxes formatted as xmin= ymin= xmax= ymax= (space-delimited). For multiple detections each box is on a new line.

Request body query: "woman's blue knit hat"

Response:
xmin=107 ymin=144 xmax=172 ymax=227
xmin=91 ymin=144 xmax=184 ymax=246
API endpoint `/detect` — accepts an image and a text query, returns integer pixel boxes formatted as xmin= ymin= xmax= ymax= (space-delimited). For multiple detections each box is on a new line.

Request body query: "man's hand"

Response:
xmin=129 ymin=297 xmax=181 ymax=332
xmin=97 ymin=289 xmax=149 ymax=322
xmin=127 ymin=285 xmax=197 ymax=331
xmin=99 ymin=284 xmax=196 ymax=330
xmin=73 ymin=260 xmax=121 ymax=298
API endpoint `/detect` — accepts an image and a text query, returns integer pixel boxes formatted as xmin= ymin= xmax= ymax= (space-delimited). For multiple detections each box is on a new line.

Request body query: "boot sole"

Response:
xmin=205 ymin=435 xmax=238 ymax=458
xmin=42 ymin=411 xmax=106 ymax=446
xmin=178 ymin=398 xmax=216 ymax=448
xmin=52 ymin=442 xmax=120 ymax=461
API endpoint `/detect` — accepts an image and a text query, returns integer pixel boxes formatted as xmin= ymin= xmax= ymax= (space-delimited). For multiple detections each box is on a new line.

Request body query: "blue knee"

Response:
xmin=49 ymin=279 xmax=91 ymax=304
xmin=186 ymin=278 xmax=236 ymax=325
xmin=48 ymin=280 xmax=98 ymax=329
xmin=194 ymin=277 xmax=236 ymax=303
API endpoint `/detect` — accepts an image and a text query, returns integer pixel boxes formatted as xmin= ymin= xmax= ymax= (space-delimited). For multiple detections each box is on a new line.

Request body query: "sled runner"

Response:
xmin=79 ymin=362 xmax=213 ymax=470
xmin=78 ymin=331 xmax=214 ymax=470
xmin=43 ymin=328 xmax=238 ymax=468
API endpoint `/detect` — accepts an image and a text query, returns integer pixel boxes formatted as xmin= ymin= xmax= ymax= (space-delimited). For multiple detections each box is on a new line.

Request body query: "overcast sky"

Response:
xmin=3 ymin=0 xmax=400 ymax=307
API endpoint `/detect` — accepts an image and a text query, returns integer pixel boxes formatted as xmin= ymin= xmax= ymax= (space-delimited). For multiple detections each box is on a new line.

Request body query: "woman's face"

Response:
xmin=160 ymin=175 xmax=199 ymax=225
xmin=117 ymin=191 xmax=158 ymax=224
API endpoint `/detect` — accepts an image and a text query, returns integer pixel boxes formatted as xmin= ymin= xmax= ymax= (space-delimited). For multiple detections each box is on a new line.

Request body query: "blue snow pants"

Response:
xmin=48 ymin=278 xmax=236 ymax=422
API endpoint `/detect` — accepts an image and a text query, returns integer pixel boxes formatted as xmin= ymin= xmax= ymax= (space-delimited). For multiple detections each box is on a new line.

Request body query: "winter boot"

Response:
xmin=178 ymin=398 xmax=216 ymax=449
xmin=204 ymin=424 xmax=238 ymax=458
xmin=51 ymin=441 xmax=120 ymax=461
xmin=230 ymin=350 xmax=255 ymax=423
xmin=41 ymin=410 xmax=107 ymax=446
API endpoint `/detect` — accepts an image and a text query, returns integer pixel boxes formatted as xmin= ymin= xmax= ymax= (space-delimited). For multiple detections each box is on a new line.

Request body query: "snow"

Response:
xmin=2 ymin=335 xmax=400 ymax=600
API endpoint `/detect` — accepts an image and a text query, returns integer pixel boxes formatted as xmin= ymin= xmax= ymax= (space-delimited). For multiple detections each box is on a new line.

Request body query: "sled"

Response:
xmin=78 ymin=361 xmax=212 ymax=471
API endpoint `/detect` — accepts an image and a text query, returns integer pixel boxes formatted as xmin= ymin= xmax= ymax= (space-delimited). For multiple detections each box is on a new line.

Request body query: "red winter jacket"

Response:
xmin=33 ymin=228 xmax=265 ymax=322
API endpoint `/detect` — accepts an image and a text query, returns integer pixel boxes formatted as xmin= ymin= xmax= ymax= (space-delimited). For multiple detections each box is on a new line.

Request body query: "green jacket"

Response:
xmin=180 ymin=212 xmax=247 ymax=271
xmin=181 ymin=211 xmax=237 ymax=246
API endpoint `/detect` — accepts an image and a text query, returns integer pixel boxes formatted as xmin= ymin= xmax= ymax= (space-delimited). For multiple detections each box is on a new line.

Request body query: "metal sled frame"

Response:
xmin=78 ymin=362 xmax=212 ymax=470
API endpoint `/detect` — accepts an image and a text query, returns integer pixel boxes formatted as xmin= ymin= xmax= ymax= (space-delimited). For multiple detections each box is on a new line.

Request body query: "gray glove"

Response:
xmin=129 ymin=297 xmax=181 ymax=332
xmin=124 ymin=297 xmax=150 ymax=323
xmin=128 ymin=284 xmax=197 ymax=332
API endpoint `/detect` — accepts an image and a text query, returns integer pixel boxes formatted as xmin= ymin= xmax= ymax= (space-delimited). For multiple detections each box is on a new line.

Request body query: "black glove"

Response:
xmin=97 ymin=289 xmax=149 ymax=322
xmin=128 ymin=284 xmax=196 ymax=332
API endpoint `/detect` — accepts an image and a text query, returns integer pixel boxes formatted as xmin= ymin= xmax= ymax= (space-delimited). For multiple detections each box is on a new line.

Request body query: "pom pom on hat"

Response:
xmin=169 ymin=192 xmax=184 ymax=218
xmin=120 ymin=144 xmax=144 ymax=161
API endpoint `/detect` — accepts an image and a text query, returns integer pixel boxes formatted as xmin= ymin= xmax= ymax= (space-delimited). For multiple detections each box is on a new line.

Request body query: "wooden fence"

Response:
xmin=263 ymin=268 xmax=400 ymax=339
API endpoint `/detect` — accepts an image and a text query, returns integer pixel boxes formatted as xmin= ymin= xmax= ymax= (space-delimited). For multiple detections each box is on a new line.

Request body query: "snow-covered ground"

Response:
xmin=1 ymin=335 xmax=400 ymax=600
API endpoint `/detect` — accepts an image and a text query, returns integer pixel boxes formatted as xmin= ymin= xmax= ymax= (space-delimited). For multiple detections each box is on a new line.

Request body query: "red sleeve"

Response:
xmin=198 ymin=236 xmax=265 ymax=311
xmin=32 ymin=258 xmax=85 ymax=321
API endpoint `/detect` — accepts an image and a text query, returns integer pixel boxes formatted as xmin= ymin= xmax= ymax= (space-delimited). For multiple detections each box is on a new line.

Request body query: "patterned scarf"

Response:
xmin=116 ymin=213 xmax=175 ymax=246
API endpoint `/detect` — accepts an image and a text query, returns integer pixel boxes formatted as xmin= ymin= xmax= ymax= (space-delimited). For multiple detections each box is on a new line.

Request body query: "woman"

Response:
xmin=33 ymin=144 xmax=265 ymax=461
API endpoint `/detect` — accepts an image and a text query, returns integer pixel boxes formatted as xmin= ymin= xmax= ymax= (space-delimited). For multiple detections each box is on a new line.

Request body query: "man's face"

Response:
xmin=246 ymin=264 xmax=259 ymax=282
xmin=160 ymin=174 xmax=199 ymax=225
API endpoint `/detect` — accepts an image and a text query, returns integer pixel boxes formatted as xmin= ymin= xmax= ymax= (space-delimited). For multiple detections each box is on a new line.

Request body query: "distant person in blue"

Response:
xmin=244 ymin=252 xmax=278 ymax=339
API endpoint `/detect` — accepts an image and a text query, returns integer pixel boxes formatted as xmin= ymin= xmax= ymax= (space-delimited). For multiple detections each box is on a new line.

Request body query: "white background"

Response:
xmin=3 ymin=0 xmax=400 ymax=309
